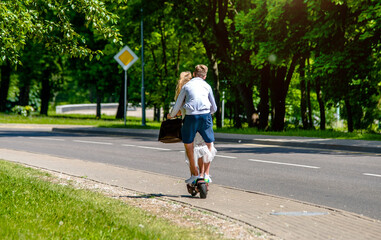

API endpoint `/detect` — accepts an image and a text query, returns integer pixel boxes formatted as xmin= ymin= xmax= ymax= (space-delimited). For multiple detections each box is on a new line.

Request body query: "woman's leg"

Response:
xmin=204 ymin=162 xmax=211 ymax=176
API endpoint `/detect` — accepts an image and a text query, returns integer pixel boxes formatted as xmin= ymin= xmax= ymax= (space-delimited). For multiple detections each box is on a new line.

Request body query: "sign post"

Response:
xmin=114 ymin=46 xmax=138 ymax=126
xmin=141 ymin=7 xmax=146 ymax=126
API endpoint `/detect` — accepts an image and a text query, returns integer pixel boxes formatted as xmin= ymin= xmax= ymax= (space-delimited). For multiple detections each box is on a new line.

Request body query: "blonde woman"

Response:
xmin=170 ymin=69 xmax=217 ymax=184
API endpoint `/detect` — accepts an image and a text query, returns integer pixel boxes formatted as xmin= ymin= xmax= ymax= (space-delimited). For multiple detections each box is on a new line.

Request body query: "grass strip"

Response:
xmin=0 ymin=160 xmax=218 ymax=240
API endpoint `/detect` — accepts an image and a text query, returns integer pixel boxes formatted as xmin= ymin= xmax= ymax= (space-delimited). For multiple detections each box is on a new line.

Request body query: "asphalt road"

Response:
xmin=1 ymin=126 xmax=380 ymax=220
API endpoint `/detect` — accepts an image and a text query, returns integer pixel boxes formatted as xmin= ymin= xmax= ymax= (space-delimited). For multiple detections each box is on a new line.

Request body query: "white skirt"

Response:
xmin=185 ymin=133 xmax=217 ymax=167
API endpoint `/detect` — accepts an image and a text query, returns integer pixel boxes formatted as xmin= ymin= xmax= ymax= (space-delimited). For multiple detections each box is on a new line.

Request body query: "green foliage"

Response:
xmin=235 ymin=0 xmax=381 ymax=131
xmin=11 ymin=105 xmax=35 ymax=117
xmin=116 ymin=0 xmax=208 ymax=111
xmin=1 ymin=0 xmax=380 ymax=131
xmin=0 ymin=0 xmax=125 ymax=65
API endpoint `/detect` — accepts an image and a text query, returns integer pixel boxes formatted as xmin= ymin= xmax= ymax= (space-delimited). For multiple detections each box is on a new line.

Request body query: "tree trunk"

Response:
xmin=272 ymin=97 xmax=286 ymax=131
xmin=160 ymin=20 xmax=168 ymax=77
xmin=154 ymin=106 xmax=161 ymax=121
xmin=210 ymin=54 xmax=222 ymax=128
xmin=300 ymin=58 xmax=308 ymax=129
xmin=237 ymin=83 xmax=258 ymax=127
xmin=160 ymin=20 xmax=172 ymax=117
xmin=96 ymin=94 xmax=101 ymax=119
xmin=18 ymin=65 xmax=31 ymax=106
xmin=19 ymin=84 xmax=31 ymax=106
xmin=271 ymin=67 xmax=287 ymax=131
xmin=0 ymin=62 xmax=11 ymax=112
xmin=306 ymin=57 xmax=313 ymax=129
xmin=307 ymin=76 xmax=313 ymax=129
xmin=199 ymin=36 xmax=222 ymax=128
xmin=345 ymin=96 xmax=354 ymax=132
xmin=39 ymin=70 xmax=51 ymax=115
xmin=233 ymin=98 xmax=242 ymax=129
xmin=175 ymin=40 xmax=181 ymax=78
xmin=315 ymin=77 xmax=326 ymax=130
xmin=194 ymin=1 xmax=228 ymax=128
xmin=271 ymin=55 xmax=299 ymax=131
xmin=259 ymin=65 xmax=270 ymax=130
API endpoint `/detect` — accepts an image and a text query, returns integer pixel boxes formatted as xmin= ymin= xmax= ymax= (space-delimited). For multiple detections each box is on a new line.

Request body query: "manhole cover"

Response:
xmin=270 ymin=211 xmax=328 ymax=216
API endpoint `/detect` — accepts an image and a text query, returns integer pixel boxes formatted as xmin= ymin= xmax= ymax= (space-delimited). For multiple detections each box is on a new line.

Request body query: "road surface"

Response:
xmin=0 ymin=126 xmax=380 ymax=220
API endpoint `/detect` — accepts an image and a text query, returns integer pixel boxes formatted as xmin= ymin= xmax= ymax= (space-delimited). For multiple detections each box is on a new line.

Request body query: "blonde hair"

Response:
xmin=194 ymin=64 xmax=208 ymax=78
xmin=175 ymin=71 xmax=192 ymax=100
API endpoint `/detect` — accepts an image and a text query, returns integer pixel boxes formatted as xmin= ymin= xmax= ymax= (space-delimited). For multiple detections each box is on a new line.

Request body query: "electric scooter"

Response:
xmin=186 ymin=178 xmax=208 ymax=199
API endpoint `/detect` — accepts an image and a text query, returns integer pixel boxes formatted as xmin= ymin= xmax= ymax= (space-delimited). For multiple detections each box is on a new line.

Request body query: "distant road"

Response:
xmin=0 ymin=126 xmax=380 ymax=220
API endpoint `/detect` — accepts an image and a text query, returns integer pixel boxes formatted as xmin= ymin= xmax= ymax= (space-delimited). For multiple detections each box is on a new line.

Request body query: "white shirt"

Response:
xmin=170 ymin=77 xmax=217 ymax=117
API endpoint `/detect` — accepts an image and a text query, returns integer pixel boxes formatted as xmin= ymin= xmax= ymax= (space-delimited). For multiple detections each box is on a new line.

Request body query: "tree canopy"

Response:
xmin=1 ymin=0 xmax=380 ymax=132
xmin=0 ymin=0 xmax=124 ymax=65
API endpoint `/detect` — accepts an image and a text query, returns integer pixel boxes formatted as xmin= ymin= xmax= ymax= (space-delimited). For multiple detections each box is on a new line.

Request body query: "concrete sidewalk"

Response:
xmin=1 ymin=148 xmax=380 ymax=240
xmin=2 ymin=125 xmax=381 ymax=239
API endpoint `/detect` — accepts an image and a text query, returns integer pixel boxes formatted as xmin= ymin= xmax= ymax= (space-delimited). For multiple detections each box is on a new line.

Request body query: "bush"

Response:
xmin=11 ymin=105 xmax=35 ymax=117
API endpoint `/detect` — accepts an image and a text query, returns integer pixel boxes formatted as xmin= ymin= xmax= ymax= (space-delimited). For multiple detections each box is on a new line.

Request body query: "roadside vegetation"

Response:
xmin=0 ymin=112 xmax=149 ymax=127
xmin=1 ymin=112 xmax=380 ymax=141
xmin=1 ymin=1 xmax=380 ymax=134
xmin=0 ymin=160 xmax=220 ymax=240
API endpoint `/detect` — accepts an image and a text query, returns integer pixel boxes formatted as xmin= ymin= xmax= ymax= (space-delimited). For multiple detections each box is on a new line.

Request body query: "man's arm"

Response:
xmin=209 ymin=89 xmax=217 ymax=114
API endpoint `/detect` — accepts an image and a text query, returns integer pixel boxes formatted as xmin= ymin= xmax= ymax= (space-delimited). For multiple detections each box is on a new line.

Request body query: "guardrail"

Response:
xmin=56 ymin=103 xmax=135 ymax=114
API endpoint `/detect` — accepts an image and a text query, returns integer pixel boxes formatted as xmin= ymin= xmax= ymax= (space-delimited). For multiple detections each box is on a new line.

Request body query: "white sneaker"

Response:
xmin=204 ymin=174 xmax=212 ymax=183
xmin=185 ymin=175 xmax=198 ymax=184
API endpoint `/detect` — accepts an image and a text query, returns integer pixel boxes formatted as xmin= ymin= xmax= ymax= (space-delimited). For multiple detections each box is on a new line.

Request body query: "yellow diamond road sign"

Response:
xmin=114 ymin=46 xmax=139 ymax=71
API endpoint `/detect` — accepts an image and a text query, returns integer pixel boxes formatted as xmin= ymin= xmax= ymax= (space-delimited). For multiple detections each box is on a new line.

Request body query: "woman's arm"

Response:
xmin=168 ymin=88 xmax=186 ymax=118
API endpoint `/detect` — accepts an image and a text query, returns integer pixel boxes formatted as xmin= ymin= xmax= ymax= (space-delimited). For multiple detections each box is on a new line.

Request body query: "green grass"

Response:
xmin=0 ymin=160 xmax=218 ymax=240
xmin=215 ymin=126 xmax=381 ymax=141
xmin=1 ymin=112 xmax=380 ymax=141
xmin=0 ymin=112 xmax=161 ymax=128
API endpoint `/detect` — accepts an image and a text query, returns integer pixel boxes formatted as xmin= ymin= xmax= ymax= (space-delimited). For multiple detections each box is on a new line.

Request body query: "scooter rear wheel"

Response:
xmin=199 ymin=183 xmax=208 ymax=199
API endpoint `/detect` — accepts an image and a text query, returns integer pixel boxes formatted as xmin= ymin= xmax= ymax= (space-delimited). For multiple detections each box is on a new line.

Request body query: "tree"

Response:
xmin=0 ymin=0 xmax=124 ymax=112
xmin=0 ymin=0 xmax=123 ymax=65
xmin=306 ymin=0 xmax=381 ymax=132
xmin=0 ymin=62 xmax=11 ymax=111
xmin=116 ymin=0 xmax=209 ymax=121
xmin=169 ymin=0 xmax=262 ymax=128
xmin=237 ymin=0 xmax=310 ymax=131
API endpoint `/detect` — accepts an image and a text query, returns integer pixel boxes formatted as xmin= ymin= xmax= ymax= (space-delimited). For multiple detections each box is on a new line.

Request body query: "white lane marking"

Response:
xmin=248 ymin=159 xmax=320 ymax=169
xmin=363 ymin=173 xmax=381 ymax=178
xmin=122 ymin=144 xmax=170 ymax=151
xmin=180 ymin=151 xmax=236 ymax=159
xmin=137 ymin=146 xmax=171 ymax=151
xmin=73 ymin=140 xmax=113 ymax=145
xmin=216 ymin=155 xmax=237 ymax=159
xmin=243 ymin=144 xmax=279 ymax=148
xmin=122 ymin=144 xmax=136 ymax=147
xmin=29 ymin=137 xmax=64 ymax=141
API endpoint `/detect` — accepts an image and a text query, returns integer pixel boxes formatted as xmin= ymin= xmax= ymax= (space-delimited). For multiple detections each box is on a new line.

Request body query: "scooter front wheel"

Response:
xmin=187 ymin=184 xmax=197 ymax=196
